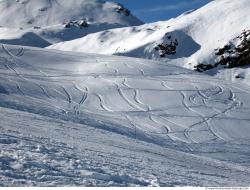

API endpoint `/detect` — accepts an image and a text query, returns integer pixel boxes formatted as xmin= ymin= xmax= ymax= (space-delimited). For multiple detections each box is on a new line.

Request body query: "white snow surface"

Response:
xmin=0 ymin=27 xmax=51 ymax=47
xmin=48 ymin=0 xmax=250 ymax=84
xmin=0 ymin=0 xmax=143 ymax=46
xmin=0 ymin=44 xmax=250 ymax=186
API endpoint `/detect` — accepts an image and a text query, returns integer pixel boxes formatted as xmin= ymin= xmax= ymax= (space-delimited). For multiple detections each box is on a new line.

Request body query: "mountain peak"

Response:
xmin=0 ymin=0 xmax=143 ymax=29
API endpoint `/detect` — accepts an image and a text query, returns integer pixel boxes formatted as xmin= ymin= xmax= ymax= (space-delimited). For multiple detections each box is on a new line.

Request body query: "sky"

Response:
xmin=115 ymin=0 xmax=212 ymax=23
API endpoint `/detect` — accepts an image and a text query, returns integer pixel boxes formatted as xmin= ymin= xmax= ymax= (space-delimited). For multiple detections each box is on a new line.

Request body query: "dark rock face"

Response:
xmin=154 ymin=31 xmax=200 ymax=59
xmin=216 ymin=30 xmax=250 ymax=68
xmin=64 ymin=19 xmax=89 ymax=29
xmin=194 ymin=64 xmax=215 ymax=72
xmin=195 ymin=30 xmax=250 ymax=72
xmin=115 ymin=4 xmax=130 ymax=16
xmin=155 ymin=34 xmax=178 ymax=57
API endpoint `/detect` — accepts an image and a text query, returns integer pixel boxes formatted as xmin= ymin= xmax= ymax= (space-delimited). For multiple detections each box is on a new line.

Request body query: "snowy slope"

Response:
xmin=49 ymin=0 xmax=250 ymax=83
xmin=0 ymin=0 xmax=143 ymax=46
xmin=1 ymin=44 xmax=250 ymax=186
xmin=0 ymin=27 xmax=50 ymax=47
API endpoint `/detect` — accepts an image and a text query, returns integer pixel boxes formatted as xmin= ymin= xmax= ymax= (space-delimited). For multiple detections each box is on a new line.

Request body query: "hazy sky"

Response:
xmin=115 ymin=0 xmax=212 ymax=23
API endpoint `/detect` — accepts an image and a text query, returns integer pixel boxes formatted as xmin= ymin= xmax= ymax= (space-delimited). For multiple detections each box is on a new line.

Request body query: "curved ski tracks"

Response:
xmin=0 ymin=45 xmax=249 ymax=144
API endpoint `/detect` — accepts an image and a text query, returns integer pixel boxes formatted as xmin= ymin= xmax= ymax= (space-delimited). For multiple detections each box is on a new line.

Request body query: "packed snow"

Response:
xmin=0 ymin=44 xmax=250 ymax=186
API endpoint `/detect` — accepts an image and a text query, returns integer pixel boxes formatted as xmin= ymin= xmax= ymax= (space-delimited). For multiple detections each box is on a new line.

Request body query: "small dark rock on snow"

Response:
xmin=155 ymin=33 xmax=178 ymax=57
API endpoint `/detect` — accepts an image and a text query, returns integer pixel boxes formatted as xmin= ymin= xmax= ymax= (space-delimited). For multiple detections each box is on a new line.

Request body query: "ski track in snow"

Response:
xmin=0 ymin=45 xmax=250 ymax=186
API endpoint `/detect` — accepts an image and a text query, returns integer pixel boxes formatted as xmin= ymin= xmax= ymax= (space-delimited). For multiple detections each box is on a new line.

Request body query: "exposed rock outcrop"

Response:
xmin=64 ymin=19 xmax=89 ymax=29
xmin=155 ymin=34 xmax=178 ymax=57
xmin=195 ymin=30 xmax=250 ymax=72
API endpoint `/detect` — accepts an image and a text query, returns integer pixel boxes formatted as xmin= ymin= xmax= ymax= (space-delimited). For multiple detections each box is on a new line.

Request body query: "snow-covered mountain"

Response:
xmin=0 ymin=0 xmax=143 ymax=46
xmin=1 ymin=0 xmax=250 ymax=187
xmin=1 ymin=44 xmax=250 ymax=186
xmin=49 ymin=0 xmax=250 ymax=83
